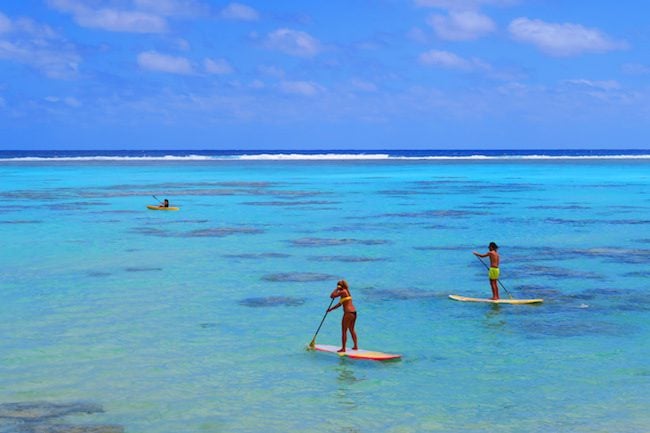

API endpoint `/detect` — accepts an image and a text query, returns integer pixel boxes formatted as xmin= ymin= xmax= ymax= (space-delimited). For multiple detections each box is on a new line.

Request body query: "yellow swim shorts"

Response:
xmin=488 ymin=267 xmax=500 ymax=280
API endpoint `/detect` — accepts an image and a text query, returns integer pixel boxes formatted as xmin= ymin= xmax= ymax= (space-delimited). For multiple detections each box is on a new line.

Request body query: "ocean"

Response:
xmin=1 ymin=149 xmax=649 ymax=433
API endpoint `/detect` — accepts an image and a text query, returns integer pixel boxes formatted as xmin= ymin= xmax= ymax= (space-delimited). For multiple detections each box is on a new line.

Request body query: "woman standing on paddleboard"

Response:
xmin=327 ymin=280 xmax=358 ymax=352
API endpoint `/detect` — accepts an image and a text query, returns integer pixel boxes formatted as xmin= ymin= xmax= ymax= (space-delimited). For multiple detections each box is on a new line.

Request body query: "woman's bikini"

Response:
xmin=339 ymin=295 xmax=357 ymax=316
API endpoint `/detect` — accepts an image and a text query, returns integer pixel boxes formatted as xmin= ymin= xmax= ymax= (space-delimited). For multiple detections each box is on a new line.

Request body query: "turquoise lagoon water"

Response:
xmin=1 ymin=158 xmax=649 ymax=432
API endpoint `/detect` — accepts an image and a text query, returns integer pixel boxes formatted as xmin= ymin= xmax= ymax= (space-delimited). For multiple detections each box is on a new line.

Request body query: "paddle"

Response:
xmin=152 ymin=195 xmax=164 ymax=205
xmin=308 ymin=298 xmax=335 ymax=348
xmin=476 ymin=256 xmax=514 ymax=299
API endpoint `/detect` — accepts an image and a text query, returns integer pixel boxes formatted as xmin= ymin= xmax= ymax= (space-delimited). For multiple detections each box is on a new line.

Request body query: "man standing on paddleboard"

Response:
xmin=473 ymin=242 xmax=500 ymax=300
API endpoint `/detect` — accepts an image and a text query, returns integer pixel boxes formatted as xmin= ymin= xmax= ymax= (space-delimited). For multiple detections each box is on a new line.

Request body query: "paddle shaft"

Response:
xmin=152 ymin=195 xmax=164 ymax=205
xmin=476 ymin=256 xmax=513 ymax=299
xmin=309 ymin=298 xmax=335 ymax=347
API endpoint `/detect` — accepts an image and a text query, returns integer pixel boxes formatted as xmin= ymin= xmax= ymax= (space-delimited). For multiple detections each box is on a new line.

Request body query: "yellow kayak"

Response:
xmin=147 ymin=205 xmax=179 ymax=211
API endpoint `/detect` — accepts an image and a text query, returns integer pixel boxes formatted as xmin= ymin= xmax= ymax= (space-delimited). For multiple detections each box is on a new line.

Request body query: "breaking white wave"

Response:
xmin=2 ymin=152 xmax=650 ymax=161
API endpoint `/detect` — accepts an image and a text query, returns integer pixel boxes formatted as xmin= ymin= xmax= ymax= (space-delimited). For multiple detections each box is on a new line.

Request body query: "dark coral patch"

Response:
xmin=185 ymin=227 xmax=263 ymax=237
xmin=476 ymin=201 xmax=513 ymax=206
xmin=290 ymin=237 xmax=390 ymax=247
xmin=200 ymin=323 xmax=219 ymax=328
xmin=68 ymin=201 xmax=109 ymax=207
xmin=0 ymin=401 xmax=123 ymax=432
xmin=413 ymin=245 xmax=469 ymax=251
xmin=130 ymin=227 xmax=167 ymax=236
xmin=508 ymin=246 xmax=650 ymax=264
xmin=131 ymin=226 xmax=263 ymax=238
xmin=242 ymin=200 xmax=338 ymax=206
xmin=545 ymin=217 xmax=650 ymax=226
xmin=0 ymin=402 xmax=102 ymax=421
xmin=0 ymin=220 xmax=43 ymax=224
xmin=361 ymin=286 xmax=439 ymax=301
xmin=262 ymin=272 xmax=337 ymax=282
xmin=624 ymin=271 xmax=650 ymax=278
xmin=19 ymin=423 xmax=124 ymax=432
xmin=377 ymin=189 xmax=440 ymax=197
xmin=125 ymin=267 xmax=163 ymax=272
xmin=307 ymin=255 xmax=388 ymax=263
xmin=167 ymin=219 xmax=210 ymax=224
xmin=529 ymin=204 xmax=590 ymax=210
xmin=617 ymin=294 xmax=650 ymax=312
xmin=87 ymin=271 xmax=111 ymax=277
xmin=224 ymin=253 xmax=291 ymax=259
xmin=384 ymin=209 xmax=490 ymax=218
xmin=239 ymin=296 xmax=306 ymax=307
xmin=508 ymin=264 xmax=602 ymax=280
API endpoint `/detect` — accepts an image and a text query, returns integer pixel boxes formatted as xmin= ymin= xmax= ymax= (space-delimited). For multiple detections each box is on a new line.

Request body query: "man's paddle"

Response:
xmin=476 ymin=256 xmax=513 ymax=299
xmin=308 ymin=298 xmax=335 ymax=348
xmin=152 ymin=195 xmax=164 ymax=205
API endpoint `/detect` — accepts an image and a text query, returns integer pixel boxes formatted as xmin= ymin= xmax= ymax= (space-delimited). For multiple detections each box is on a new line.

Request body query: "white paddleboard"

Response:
xmin=311 ymin=344 xmax=401 ymax=361
xmin=449 ymin=294 xmax=543 ymax=304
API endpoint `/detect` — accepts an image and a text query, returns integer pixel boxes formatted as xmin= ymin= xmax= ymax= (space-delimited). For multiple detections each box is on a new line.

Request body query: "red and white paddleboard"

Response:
xmin=312 ymin=344 xmax=401 ymax=361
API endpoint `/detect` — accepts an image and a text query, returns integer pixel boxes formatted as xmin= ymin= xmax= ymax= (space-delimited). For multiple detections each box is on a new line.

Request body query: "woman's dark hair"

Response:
xmin=489 ymin=242 xmax=498 ymax=250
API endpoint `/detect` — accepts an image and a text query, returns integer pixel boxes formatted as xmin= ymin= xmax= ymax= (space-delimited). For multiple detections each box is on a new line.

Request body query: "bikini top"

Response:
xmin=339 ymin=296 xmax=352 ymax=304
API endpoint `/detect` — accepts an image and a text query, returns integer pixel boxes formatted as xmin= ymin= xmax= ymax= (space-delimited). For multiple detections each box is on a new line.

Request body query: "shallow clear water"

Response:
xmin=1 ymin=159 xmax=649 ymax=432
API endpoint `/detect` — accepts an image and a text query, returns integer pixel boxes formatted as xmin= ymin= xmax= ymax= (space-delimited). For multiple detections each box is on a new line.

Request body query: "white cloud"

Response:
xmin=564 ymin=79 xmax=621 ymax=91
xmin=265 ymin=28 xmax=320 ymax=57
xmin=0 ymin=11 xmax=58 ymax=38
xmin=0 ymin=41 xmax=80 ymax=78
xmin=279 ymin=80 xmax=322 ymax=96
xmin=407 ymin=27 xmax=429 ymax=44
xmin=0 ymin=12 xmax=13 ymax=33
xmin=428 ymin=10 xmax=495 ymax=40
xmin=78 ymin=9 xmax=166 ymax=33
xmin=559 ymin=79 xmax=632 ymax=104
xmin=220 ymin=3 xmax=259 ymax=21
xmin=138 ymin=51 xmax=193 ymax=74
xmin=351 ymin=79 xmax=377 ymax=92
xmin=204 ymin=58 xmax=233 ymax=75
xmin=415 ymin=0 xmax=517 ymax=11
xmin=419 ymin=49 xmax=488 ymax=71
xmin=622 ymin=63 xmax=650 ymax=75
xmin=64 ymin=96 xmax=82 ymax=107
xmin=0 ymin=11 xmax=80 ymax=79
xmin=45 ymin=96 xmax=82 ymax=107
xmin=508 ymin=18 xmax=626 ymax=57
xmin=48 ymin=0 xmax=167 ymax=33
xmin=258 ymin=65 xmax=285 ymax=78
xmin=46 ymin=0 xmax=84 ymax=15
xmin=174 ymin=38 xmax=191 ymax=51
xmin=134 ymin=0 xmax=208 ymax=17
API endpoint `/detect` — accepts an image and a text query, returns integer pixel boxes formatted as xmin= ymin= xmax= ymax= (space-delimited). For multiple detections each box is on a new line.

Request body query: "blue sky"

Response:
xmin=1 ymin=0 xmax=649 ymax=149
